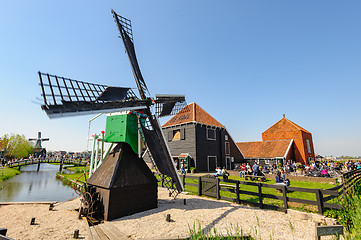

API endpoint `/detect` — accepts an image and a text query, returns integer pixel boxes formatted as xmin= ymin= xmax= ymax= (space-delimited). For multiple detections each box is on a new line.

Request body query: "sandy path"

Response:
xmin=0 ymin=198 xmax=89 ymax=240
xmin=109 ymin=188 xmax=337 ymax=240
xmin=0 ymin=188 xmax=338 ymax=240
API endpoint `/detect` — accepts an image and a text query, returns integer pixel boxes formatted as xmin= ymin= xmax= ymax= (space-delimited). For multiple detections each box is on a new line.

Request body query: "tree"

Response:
xmin=2 ymin=134 xmax=33 ymax=159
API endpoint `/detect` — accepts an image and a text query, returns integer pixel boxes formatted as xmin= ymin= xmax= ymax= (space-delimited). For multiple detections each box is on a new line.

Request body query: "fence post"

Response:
xmin=216 ymin=177 xmax=220 ymax=200
xmin=161 ymin=174 xmax=164 ymax=187
xmin=258 ymin=182 xmax=263 ymax=209
xmin=236 ymin=180 xmax=240 ymax=204
xmin=316 ymin=189 xmax=324 ymax=215
xmin=198 ymin=177 xmax=202 ymax=196
xmin=182 ymin=175 xmax=186 ymax=188
xmin=282 ymin=185 xmax=288 ymax=211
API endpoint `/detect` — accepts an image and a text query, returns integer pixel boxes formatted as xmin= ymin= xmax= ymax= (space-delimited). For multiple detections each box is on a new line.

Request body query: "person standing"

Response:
xmin=252 ymin=162 xmax=259 ymax=176
xmin=180 ymin=161 xmax=186 ymax=175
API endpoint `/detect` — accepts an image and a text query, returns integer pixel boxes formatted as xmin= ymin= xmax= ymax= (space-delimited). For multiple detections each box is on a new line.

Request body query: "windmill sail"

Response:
xmin=38 ymin=72 xmax=146 ymax=118
xmin=112 ymin=10 xmax=149 ymax=100
xmin=141 ymin=116 xmax=183 ymax=192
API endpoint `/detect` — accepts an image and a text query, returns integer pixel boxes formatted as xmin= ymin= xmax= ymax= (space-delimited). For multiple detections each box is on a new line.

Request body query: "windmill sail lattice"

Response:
xmin=37 ymin=10 xmax=187 ymax=193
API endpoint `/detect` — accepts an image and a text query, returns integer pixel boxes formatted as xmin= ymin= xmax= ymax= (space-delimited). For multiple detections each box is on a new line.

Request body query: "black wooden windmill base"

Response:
xmin=84 ymin=142 xmax=158 ymax=221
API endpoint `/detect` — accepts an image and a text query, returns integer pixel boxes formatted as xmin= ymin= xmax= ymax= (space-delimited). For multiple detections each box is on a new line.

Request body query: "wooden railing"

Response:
xmin=155 ymin=170 xmax=361 ymax=215
xmin=7 ymin=158 xmax=87 ymax=168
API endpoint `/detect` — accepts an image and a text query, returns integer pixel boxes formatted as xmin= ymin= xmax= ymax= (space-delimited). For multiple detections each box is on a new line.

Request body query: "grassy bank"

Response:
xmin=0 ymin=167 xmax=21 ymax=182
xmin=57 ymin=165 xmax=90 ymax=185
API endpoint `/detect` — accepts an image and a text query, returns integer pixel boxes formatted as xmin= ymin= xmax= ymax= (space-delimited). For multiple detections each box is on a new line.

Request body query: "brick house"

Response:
xmin=161 ymin=103 xmax=244 ymax=172
xmin=237 ymin=139 xmax=294 ymax=167
xmin=237 ymin=116 xmax=315 ymax=166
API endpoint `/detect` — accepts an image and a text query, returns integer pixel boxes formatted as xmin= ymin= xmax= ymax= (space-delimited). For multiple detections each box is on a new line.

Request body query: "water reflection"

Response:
xmin=0 ymin=163 xmax=76 ymax=202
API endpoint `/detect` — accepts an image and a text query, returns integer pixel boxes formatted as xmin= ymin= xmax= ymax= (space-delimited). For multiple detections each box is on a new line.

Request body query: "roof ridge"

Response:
xmin=162 ymin=102 xmax=224 ymax=128
xmin=263 ymin=117 xmax=310 ymax=134
xmin=284 ymin=118 xmax=310 ymax=133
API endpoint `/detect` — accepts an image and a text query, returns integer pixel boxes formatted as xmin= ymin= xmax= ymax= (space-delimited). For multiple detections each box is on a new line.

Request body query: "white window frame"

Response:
xmin=306 ymin=139 xmax=311 ymax=153
xmin=225 ymin=135 xmax=228 ymax=141
xmin=255 ymin=159 xmax=260 ymax=164
xmin=265 ymin=159 xmax=270 ymax=165
xmin=207 ymin=156 xmax=217 ymax=172
xmin=225 ymin=156 xmax=231 ymax=169
xmin=206 ymin=128 xmax=216 ymax=140
xmin=225 ymin=142 xmax=230 ymax=155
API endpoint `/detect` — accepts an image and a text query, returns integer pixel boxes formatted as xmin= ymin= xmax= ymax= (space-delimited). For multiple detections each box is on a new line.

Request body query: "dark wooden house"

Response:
xmin=161 ymin=103 xmax=244 ymax=172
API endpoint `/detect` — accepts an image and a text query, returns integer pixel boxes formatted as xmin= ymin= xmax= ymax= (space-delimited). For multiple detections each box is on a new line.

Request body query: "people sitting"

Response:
xmin=210 ymin=167 xmax=222 ymax=177
xmin=275 ymin=170 xmax=290 ymax=186
xmin=239 ymin=163 xmax=247 ymax=178
xmin=221 ymin=167 xmax=229 ymax=179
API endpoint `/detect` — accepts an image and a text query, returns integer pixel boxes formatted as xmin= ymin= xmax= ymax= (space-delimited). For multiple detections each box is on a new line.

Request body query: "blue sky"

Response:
xmin=1 ymin=1 xmax=361 ymax=156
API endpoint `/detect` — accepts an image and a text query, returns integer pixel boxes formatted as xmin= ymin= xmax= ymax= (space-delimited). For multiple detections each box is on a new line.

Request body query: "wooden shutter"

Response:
xmin=180 ymin=128 xmax=185 ymax=140
xmin=168 ymin=131 xmax=173 ymax=141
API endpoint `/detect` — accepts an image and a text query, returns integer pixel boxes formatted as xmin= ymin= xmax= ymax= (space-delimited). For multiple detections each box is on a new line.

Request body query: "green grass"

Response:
xmin=0 ymin=167 xmax=21 ymax=182
xmin=157 ymin=174 xmax=334 ymax=212
xmin=60 ymin=166 xmax=90 ymax=183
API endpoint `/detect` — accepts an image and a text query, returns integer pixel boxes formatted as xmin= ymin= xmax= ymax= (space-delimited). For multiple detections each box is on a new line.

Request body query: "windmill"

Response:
xmin=29 ymin=132 xmax=49 ymax=157
xmin=37 ymin=10 xmax=186 ymax=221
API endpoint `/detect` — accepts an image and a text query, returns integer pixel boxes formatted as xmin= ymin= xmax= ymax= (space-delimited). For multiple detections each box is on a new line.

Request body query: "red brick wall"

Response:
xmin=262 ymin=124 xmax=315 ymax=165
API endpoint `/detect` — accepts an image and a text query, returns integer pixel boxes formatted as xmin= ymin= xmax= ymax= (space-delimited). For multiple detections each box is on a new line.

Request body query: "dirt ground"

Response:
xmin=0 ymin=188 xmax=340 ymax=240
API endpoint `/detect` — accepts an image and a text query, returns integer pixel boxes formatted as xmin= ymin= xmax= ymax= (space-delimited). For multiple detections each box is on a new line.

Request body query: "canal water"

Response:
xmin=0 ymin=163 xmax=77 ymax=202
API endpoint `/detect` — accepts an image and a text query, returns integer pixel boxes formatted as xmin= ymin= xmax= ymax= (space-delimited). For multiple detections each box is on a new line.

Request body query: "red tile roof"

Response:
xmin=236 ymin=139 xmax=292 ymax=158
xmin=263 ymin=117 xmax=310 ymax=135
xmin=162 ymin=102 xmax=224 ymax=128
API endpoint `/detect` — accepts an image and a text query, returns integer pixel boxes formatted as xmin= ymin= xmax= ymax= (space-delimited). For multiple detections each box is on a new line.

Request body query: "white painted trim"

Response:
xmin=206 ymin=127 xmax=216 ymax=140
xmin=207 ymin=156 xmax=217 ymax=172
xmin=224 ymin=127 xmax=245 ymax=159
xmin=284 ymin=139 xmax=294 ymax=159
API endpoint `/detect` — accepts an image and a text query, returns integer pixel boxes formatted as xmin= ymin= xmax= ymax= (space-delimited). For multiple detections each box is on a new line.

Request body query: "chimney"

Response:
xmin=283 ymin=114 xmax=285 ymax=118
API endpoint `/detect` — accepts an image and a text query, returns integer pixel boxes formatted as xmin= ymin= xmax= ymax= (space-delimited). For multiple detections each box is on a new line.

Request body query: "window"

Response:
xmin=306 ymin=139 xmax=311 ymax=153
xmin=225 ymin=156 xmax=231 ymax=169
xmin=255 ymin=159 xmax=260 ymax=164
xmin=265 ymin=159 xmax=270 ymax=165
xmin=225 ymin=135 xmax=228 ymax=141
xmin=168 ymin=128 xmax=185 ymax=141
xmin=172 ymin=130 xmax=181 ymax=141
xmin=207 ymin=128 xmax=216 ymax=140
xmin=225 ymin=142 xmax=230 ymax=155
xmin=207 ymin=156 xmax=217 ymax=172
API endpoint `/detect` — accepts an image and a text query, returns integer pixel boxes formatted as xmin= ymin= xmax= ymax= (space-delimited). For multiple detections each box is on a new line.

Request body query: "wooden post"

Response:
xmin=316 ymin=189 xmax=324 ymax=215
xmin=18 ymin=165 xmax=21 ymax=171
xmin=59 ymin=161 xmax=63 ymax=173
xmin=161 ymin=174 xmax=164 ymax=187
xmin=0 ymin=228 xmax=7 ymax=236
xmin=182 ymin=175 xmax=186 ymax=188
xmin=236 ymin=180 xmax=240 ymax=204
xmin=73 ymin=229 xmax=79 ymax=239
xmin=198 ymin=177 xmax=202 ymax=196
xmin=282 ymin=185 xmax=288 ymax=211
xmin=315 ymin=222 xmax=321 ymax=240
xmin=216 ymin=177 xmax=220 ymax=200
xmin=37 ymin=161 xmax=41 ymax=171
xmin=258 ymin=182 xmax=263 ymax=209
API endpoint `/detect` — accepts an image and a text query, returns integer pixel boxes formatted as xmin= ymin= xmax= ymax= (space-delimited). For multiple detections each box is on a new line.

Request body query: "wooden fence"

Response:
xmin=156 ymin=169 xmax=361 ymax=215
xmin=7 ymin=158 xmax=87 ymax=168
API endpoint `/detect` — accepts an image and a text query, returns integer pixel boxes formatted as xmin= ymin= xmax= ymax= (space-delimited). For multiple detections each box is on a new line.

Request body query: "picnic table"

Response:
xmin=244 ymin=174 xmax=266 ymax=182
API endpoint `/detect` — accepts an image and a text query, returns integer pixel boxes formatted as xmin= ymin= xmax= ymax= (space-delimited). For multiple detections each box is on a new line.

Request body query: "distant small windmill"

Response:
xmin=29 ymin=132 xmax=49 ymax=156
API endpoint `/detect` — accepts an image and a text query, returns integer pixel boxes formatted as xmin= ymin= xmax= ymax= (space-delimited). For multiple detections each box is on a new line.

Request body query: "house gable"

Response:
xmin=262 ymin=117 xmax=310 ymax=139
xmin=162 ymin=102 xmax=224 ymax=128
